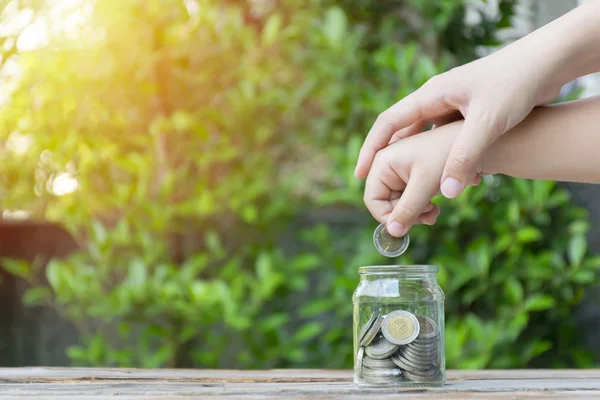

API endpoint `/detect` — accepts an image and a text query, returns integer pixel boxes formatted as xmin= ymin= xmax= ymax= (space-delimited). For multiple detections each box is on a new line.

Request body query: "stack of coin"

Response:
xmin=356 ymin=310 xmax=403 ymax=384
xmin=392 ymin=315 xmax=441 ymax=382
xmin=356 ymin=310 xmax=441 ymax=385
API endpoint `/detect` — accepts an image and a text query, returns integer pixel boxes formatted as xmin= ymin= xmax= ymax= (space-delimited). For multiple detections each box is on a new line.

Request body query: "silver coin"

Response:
xmin=363 ymin=375 xmax=402 ymax=385
xmin=356 ymin=347 xmax=365 ymax=378
xmin=406 ymin=342 xmax=438 ymax=353
xmin=373 ymin=223 xmax=410 ymax=257
xmin=404 ymin=367 xmax=440 ymax=377
xmin=399 ymin=350 xmax=434 ymax=369
xmin=391 ymin=354 xmax=413 ymax=371
xmin=410 ymin=337 xmax=438 ymax=347
xmin=411 ymin=338 xmax=437 ymax=347
xmin=365 ymin=336 xmax=399 ymax=359
xmin=400 ymin=354 xmax=438 ymax=372
xmin=391 ymin=353 xmax=431 ymax=372
xmin=403 ymin=370 xmax=441 ymax=382
xmin=404 ymin=341 xmax=438 ymax=354
xmin=415 ymin=315 xmax=439 ymax=340
xmin=401 ymin=344 xmax=435 ymax=358
xmin=358 ymin=311 xmax=380 ymax=344
xmin=382 ymin=310 xmax=420 ymax=345
xmin=400 ymin=347 xmax=437 ymax=366
xmin=359 ymin=315 xmax=384 ymax=347
xmin=362 ymin=367 xmax=403 ymax=378
xmin=362 ymin=356 xmax=397 ymax=369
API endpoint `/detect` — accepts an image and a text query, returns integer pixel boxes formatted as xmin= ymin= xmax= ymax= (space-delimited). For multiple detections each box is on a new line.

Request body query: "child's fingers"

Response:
xmin=391 ymin=199 xmax=435 ymax=215
xmin=386 ymin=171 xmax=437 ymax=237
xmin=471 ymin=174 xmax=482 ymax=186
xmin=364 ymin=156 xmax=407 ymax=223
xmin=417 ymin=205 xmax=441 ymax=225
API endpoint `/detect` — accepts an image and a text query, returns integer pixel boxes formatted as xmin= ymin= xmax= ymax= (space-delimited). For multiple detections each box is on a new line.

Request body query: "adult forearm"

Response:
xmin=531 ymin=1 xmax=600 ymax=86
xmin=484 ymin=96 xmax=600 ymax=183
xmin=495 ymin=1 xmax=600 ymax=97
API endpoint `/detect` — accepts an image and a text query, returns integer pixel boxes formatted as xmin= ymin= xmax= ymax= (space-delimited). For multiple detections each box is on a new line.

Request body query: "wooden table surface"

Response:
xmin=0 ymin=368 xmax=599 ymax=399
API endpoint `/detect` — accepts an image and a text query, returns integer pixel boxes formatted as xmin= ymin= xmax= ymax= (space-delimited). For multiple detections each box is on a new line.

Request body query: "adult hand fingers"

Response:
xmin=388 ymin=120 xmax=431 ymax=145
xmin=355 ymin=77 xmax=455 ymax=178
xmin=430 ymin=110 xmax=463 ymax=129
xmin=364 ymin=159 xmax=406 ymax=223
xmin=440 ymin=110 xmax=501 ymax=198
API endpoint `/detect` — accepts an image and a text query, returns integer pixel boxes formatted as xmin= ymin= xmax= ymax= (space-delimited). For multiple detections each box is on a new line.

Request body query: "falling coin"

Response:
xmin=373 ymin=222 xmax=410 ymax=257
xmin=382 ymin=310 xmax=420 ymax=345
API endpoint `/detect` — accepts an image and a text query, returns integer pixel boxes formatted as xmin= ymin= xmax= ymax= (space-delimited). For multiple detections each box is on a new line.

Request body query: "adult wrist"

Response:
xmin=544 ymin=1 xmax=600 ymax=86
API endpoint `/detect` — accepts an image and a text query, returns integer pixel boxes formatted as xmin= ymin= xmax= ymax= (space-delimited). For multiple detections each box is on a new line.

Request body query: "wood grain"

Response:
xmin=0 ymin=368 xmax=598 ymax=398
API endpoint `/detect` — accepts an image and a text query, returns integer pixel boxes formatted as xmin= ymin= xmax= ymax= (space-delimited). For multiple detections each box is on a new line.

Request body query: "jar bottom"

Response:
xmin=353 ymin=373 xmax=445 ymax=388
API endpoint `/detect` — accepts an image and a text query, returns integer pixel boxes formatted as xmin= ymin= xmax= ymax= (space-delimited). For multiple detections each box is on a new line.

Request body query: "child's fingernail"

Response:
xmin=387 ymin=221 xmax=406 ymax=237
xmin=441 ymin=177 xmax=464 ymax=198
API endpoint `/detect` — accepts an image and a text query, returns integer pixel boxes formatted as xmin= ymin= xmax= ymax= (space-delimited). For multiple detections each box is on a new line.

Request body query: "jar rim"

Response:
xmin=358 ymin=265 xmax=438 ymax=274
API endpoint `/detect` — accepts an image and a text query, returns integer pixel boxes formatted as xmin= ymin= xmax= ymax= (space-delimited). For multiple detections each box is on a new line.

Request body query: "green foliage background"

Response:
xmin=1 ymin=0 xmax=599 ymax=369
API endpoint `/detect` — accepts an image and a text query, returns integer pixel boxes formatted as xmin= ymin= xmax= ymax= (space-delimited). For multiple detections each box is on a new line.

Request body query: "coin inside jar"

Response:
xmin=356 ymin=347 xmax=365 ymax=377
xmin=373 ymin=222 xmax=410 ymax=257
xmin=382 ymin=310 xmax=420 ymax=345
xmin=358 ymin=311 xmax=380 ymax=344
xmin=359 ymin=314 xmax=384 ymax=347
xmin=365 ymin=336 xmax=398 ymax=359
xmin=415 ymin=315 xmax=439 ymax=340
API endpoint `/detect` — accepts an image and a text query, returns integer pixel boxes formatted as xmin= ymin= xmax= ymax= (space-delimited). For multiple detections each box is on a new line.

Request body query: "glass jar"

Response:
xmin=352 ymin=265 xmax=445 ymax=387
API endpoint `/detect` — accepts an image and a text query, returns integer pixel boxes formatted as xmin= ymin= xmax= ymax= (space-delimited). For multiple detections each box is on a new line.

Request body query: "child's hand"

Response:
xmin=364 ymin=121 xmax=476 ymax=237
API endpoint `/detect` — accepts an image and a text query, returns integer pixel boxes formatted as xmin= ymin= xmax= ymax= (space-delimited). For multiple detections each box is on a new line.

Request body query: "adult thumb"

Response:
xmin=440 ymin=112 xmax=498 ymax=198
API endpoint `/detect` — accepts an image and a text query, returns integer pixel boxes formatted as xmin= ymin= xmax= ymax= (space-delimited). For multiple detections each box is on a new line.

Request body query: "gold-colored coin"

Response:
xmin=382 ymin=310 xmax=420 ymax=345
xmin=373 ymin=223 xmax=409 ymax=257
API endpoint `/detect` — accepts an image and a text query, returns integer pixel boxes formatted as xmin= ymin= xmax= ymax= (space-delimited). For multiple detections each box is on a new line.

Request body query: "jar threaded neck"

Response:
xmin=358 ymin=265 xmax=438 ymax=275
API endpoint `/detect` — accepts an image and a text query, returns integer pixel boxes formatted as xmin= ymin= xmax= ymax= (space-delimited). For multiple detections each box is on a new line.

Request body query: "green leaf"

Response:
xmin=569 ymin=221 xmax=590 ymax=235
xmin=23 ymin=286 xmax=51 ymax=306
xmin=300 ymin=299 xmax=331 ymax=317
xmin=505 ymin=311 xmax=528 ymax=341
xmin=205 ymin=231 xmax=222 ymax=255
xmin=1 ymin=258 xmax=30 ymax=280
xmin=504 ymin=278 xmax=523 ymax=304
xmin=292 ymin=253 xmax=321 ymax=271
xmin=524 ymin=294 xmax=556 ymax=312
xmin=547 ymin=190 xmax=570 ymax=208
xmin=507 ymin=201 xmax=520 ymax=225
xmin=91 ymin=220 xmax=107 ymax=245
xmin=294 ymin=322 xmax=323 ymax=343
xmin=571 ymin=269 xmax=595 ymax=284
xmin=466 ymin=237 xmax=491 ymax=277
xmin=517 ymin=226 xmax=542 ymax=243
xmin=66 ymin=346 xmax=88 ymax=363
xmin=568 ymin=235 xmax=587 ymax=267
xmin=46 ymin=261 xmax=62 ymax=291
xmin=241 ymin=205 xmax=258 ymax=224
xmin=323 ymin=7 xmax=347 ymax=47
xmin=127 ymin=259 xmax=147 ymax=293
xmin=262 ymin=14 xmax=282 ymax=46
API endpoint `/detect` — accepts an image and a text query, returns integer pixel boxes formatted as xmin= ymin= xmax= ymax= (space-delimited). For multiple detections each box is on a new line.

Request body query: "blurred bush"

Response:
xmin=1 ymin=0 xmax=598 ymax=368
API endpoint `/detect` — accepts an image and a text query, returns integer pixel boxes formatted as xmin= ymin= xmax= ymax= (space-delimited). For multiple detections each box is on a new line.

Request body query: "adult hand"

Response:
xmin=355 ymin=46 xmax=562 ymax=196
xmin=356 ymin=1 xmax=600 ymax=237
